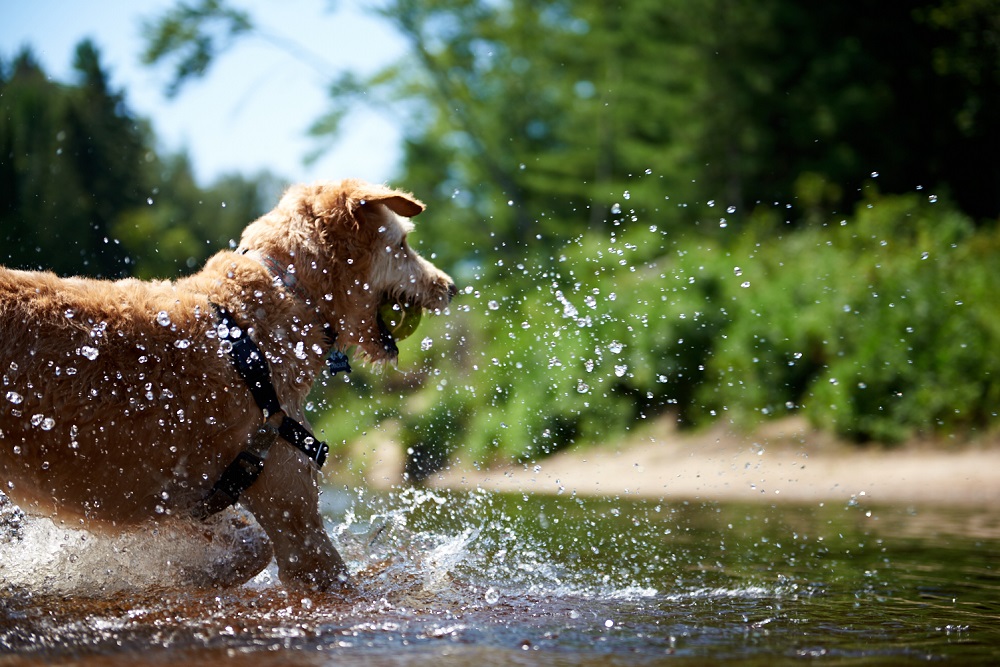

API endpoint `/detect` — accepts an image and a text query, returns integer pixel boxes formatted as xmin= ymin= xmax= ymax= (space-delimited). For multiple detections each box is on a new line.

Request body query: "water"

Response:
xmin=2 ymin=487 xmax=998 ymax=665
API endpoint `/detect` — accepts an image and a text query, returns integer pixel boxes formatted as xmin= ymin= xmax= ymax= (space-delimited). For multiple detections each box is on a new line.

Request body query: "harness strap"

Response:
xmin=193 ymin=304 xmax=336 ymax=520
xmin=193 ymin=420 xmax=277 ymax=521
xmin=214 ymin=305 xmax=330 ymax=467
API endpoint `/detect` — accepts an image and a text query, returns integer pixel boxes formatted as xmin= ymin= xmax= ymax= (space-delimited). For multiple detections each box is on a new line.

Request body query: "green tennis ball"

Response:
xmin=379 ymin=301 xmax=422 ymax=340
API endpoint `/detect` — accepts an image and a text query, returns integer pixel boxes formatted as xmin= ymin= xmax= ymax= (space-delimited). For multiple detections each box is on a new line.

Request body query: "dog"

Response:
xmin=0 ymin=179 xmax=456 ymax=591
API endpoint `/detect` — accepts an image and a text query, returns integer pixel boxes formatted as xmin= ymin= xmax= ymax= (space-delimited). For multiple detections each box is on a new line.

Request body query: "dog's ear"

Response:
xmin=350 ymin=181 xmax=425 ymax=218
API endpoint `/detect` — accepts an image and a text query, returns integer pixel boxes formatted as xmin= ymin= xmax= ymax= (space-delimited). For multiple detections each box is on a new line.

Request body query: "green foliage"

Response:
xmin=140 ymin=0 xmax=999 ymax=259
xmin=381 ymin=193 xmax=999 ymax=470
xmin=0 ymin=43 xmax=145 ymax=277
xmin=0 ymin=42 xmax=280 ymax=280
xmin=360 ymin=0 xmax=999 ymax=261
xmin=307 ymin=191 xmax=999 ymax=474
xmin=701 ymin=193 xmax=1000 ymax=442
xmin=140 ymin=0 xmax=251 ymax=98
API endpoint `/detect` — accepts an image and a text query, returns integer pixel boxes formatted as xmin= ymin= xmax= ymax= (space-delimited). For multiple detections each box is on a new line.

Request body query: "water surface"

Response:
xmin=2 ymin=488 xmax=998 ymax=664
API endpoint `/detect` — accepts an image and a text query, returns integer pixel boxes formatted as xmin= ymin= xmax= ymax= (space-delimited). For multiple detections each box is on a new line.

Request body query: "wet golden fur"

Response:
xmin=0 ymin=179 xmax=455 ymax=591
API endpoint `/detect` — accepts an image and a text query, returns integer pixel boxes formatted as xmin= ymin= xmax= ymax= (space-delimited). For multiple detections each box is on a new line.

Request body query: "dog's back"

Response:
xmin=0 ymin=266 xmax=251 ymax=525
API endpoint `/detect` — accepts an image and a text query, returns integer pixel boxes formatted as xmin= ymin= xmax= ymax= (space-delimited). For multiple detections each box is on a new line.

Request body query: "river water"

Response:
xmin=2 ymin=487 xmax=998 ymax=665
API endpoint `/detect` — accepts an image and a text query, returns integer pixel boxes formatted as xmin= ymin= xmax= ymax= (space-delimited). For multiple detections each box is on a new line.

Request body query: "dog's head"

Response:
xmin=239 ymin=179 xmax=456 ymax=364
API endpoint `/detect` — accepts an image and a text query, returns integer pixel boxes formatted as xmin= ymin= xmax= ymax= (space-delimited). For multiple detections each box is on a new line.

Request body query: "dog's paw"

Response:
xmin=190 ymin=506 xmax=273 ymax=589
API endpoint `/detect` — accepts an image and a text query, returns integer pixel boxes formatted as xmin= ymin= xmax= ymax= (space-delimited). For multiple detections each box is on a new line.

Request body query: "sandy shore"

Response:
xmin=346 ymin=417 xmax=1000 ymax=507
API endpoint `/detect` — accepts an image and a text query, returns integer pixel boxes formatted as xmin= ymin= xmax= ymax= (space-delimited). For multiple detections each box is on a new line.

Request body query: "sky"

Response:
xmin=0 ymin=0 xmax=406 ymax=186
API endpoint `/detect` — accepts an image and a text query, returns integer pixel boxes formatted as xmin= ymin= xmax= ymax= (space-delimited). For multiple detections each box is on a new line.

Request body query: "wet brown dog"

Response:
xmin=0 ymin=179 xmax=455 ymax=591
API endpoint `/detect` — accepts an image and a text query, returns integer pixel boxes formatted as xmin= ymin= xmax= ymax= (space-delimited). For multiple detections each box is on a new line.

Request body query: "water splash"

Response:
xmin=332 ymin=487 xmax=661 ymax=602
xmin=0 ymin=492 xmax=269 ymax=596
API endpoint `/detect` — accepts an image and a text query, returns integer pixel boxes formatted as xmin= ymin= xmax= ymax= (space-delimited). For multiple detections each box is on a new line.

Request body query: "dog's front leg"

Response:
xmin=240 ymin=444 xmax=350 ymax=592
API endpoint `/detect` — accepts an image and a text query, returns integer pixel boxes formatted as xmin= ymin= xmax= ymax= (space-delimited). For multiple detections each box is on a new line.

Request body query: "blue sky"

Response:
xmin=0 ymin=0 xmax=405 ymax=185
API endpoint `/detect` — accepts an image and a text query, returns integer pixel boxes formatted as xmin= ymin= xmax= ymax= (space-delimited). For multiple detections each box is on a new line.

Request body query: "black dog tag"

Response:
xmin=327 ymin=349 xmax=352 ymax=376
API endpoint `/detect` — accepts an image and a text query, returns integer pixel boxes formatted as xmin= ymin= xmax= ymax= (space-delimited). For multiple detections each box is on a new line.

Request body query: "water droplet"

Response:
xmin=614 ymin=364 xmax=628 ymax=377
xmin=871 ymin=171 xmax=879 ymax=178
xmin=484 ymin=587 xmax=500 ymax=604
xmin=79 ymin=345 xmax=99 ymax=360
xmin=487 ymin=300 xmax=500 ymax=311
xmin=928 ymin=194 xmax=938 ymax=203
xmin=64 ymin=308 xmax=75 ymax=319
xmin=420 ymin=337 xmax=434 ymax=351
xmin=156 ymin=311 xmax=171 ymax=327
xmin=608 ymin=341 xmax=624 ymax=354
xmin=727 ymin=205 xmax=737 ymax=214
xmin=610 ymin=203 xmax=622 ymax=215
xmin=6 ymin=391 xmax=23 ymax=405
xmin=622 ymin=190 xmax=631 ymax=200
xmin=174 ymin=339 xmax=191 ymax=349
xmin=577 ymin=380 xmax=590 ymax=394
xmin=734 ymin=266 xmax=743 ymax=276
xmin=146 ymin=197 xmax=154 ymax=205
xmin=741 ymin=281 xmax=751 ymax=288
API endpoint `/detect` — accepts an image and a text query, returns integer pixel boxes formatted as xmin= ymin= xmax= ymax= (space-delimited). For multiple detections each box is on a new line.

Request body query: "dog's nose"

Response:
xmin=447 ymin=282 xmax=458 ymax=301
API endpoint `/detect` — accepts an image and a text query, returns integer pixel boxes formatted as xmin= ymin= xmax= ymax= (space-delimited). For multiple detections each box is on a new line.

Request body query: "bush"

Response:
xmin=311 ymin=192 xmax=1000 ymax=476
xmin=701 ymin=193 xmax=1000 ymax=442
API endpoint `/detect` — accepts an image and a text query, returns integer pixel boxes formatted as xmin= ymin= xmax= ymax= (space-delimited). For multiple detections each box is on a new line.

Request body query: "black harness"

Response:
xmin=193 ymin=305 xmax=350 ymax=519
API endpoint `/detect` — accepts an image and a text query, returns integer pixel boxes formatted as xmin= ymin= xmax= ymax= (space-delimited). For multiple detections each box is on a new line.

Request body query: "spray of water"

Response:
xmin=0 ymin=491 xmax=270 ymax=596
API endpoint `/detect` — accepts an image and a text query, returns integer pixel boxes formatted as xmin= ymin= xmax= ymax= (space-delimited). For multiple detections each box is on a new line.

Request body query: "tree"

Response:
xmin=0 ymin=40 xmax=280 ymax=279
xmin=142 ymin=0 xmax=998 ymax=277
xmin=0 ymin=42 xmax=146 ymax=277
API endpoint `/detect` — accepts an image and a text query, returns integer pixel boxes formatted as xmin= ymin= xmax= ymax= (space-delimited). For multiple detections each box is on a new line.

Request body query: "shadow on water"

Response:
xmin=2 ymin=486 xmax=999 ymax=665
